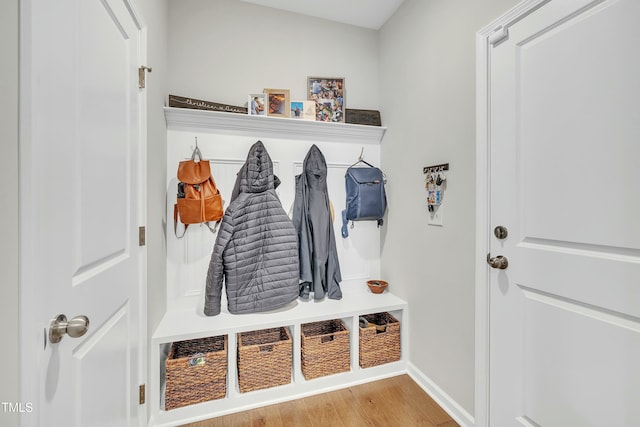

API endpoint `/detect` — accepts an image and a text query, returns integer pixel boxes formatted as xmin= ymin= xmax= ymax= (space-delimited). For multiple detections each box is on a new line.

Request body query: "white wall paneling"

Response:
xmin=151 ymin=107 xmax=405 ymax=426
xmin=164 ymin=108 xmax=386 ymax=311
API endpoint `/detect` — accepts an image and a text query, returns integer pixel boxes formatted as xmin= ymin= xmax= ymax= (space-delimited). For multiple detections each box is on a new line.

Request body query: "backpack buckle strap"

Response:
xmin=341 ymin=209 xmax=349 ymax=238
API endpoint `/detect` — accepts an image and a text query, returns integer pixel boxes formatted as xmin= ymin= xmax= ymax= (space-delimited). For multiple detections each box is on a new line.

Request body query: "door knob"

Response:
xmin=49 ymin=314 xmax=90 ymax=344
xmin=487 ymin=254 xmax=509 ymax=270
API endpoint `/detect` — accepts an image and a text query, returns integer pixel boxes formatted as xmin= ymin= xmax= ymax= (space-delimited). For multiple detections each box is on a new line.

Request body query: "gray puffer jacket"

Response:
xmin=204 ymin=141 xmax=299 ymax=316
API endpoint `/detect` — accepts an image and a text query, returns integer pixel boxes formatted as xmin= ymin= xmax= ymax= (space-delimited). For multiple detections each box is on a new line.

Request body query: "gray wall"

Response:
xmin=168 ymin=0 xmax=380 ymax=110
xmin=0 ymin=0 xmax=20 ymax=425
xmin=379 ymin=0 xmax=519 ymax=414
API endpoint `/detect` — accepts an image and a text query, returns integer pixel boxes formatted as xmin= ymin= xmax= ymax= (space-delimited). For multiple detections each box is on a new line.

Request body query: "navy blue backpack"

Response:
xmin=341 ymin=160 xmax=387 ymax=238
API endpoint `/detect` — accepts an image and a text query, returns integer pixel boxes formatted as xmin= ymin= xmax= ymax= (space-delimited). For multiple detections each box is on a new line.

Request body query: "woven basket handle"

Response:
xmin=320 ymin=335 xmax=335 ymax=344
xmin=259 ymin=344 xmax=274 ymax=353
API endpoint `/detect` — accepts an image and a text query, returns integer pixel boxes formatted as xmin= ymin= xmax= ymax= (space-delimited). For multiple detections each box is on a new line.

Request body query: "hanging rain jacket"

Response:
xmin=204 ymin=141 xmax=299 ymax=316
xmin=292 ymin=144 xmax=342 ymax=300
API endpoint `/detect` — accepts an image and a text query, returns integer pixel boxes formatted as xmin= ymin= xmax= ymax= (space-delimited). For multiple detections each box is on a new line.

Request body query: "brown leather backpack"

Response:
xmin=174 ymin=146 xmax=224 ymax=237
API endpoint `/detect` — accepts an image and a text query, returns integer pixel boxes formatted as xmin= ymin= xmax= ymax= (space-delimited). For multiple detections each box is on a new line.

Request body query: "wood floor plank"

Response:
xmin=249 ymin=404 xmax=284 ymax=427
xmin=180 ymin=375 xmax=458 ymax=427
xmin=327 ymin=387 xmax=376 ymax=426
xmin=226 ymin=410 xmax=251 ymax=427
xmin=346 ymin=379 xmax=402 ymax=426
xmin=300 ymin=388 xmax=346 ymax=427
xmin=391 ymin=376 xmax=459 ymax=426
xmin=366 ymin=376 xmax=438 ymax=426
xmin=275 ymin=397 xmax=314 ymax=427
xmin=181 ymin=416 xmax=227 ymax=427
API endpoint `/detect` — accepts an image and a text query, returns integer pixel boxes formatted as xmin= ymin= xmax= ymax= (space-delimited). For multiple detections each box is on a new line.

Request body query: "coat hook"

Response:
xmin=358 ymin=147 xmax=364 ymax=161
xmin=195 ymin=136 xmax=199 ymax=148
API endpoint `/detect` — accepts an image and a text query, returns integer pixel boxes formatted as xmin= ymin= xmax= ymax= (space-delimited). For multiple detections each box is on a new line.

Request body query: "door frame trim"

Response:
xmin=18 ymin=1 xmax=147 ymax=425
xmin=474 ymin=1 xmax=550 ymax=426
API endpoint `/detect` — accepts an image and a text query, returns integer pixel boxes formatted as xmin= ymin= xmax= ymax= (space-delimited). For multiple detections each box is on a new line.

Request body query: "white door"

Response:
xmin=20 ymin=0 xmax=146 ymax=425
xmin=488 ymin=0 xmax=640 ymax=425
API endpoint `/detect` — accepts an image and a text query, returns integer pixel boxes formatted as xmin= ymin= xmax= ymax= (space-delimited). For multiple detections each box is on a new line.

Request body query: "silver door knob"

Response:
xmin=49 ymin=314 xmax=90 ymax=344
xmin=487 ymin=255 xmax=509 ymax=270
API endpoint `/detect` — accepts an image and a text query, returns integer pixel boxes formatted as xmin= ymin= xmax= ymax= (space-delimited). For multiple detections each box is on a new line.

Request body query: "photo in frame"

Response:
xmin=247 ymin=93 xmax=266 ymax=116
xmin=263 ymin=88 xmax=290 ymax=118
xmin=290 ymin=100 xmax=316 ymax=120
xmin=307 ymin=77 xmax=345 ymax=122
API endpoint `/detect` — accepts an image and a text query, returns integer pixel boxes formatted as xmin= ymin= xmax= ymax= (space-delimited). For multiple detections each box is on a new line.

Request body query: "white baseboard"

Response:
xmin=407 ymin=362 xmax=475 ymax=427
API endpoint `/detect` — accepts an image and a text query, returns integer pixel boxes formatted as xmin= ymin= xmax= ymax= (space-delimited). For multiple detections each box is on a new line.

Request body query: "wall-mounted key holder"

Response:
xmin=422 ymin=163 xmax=449 ymax=175
xmin=423 ymin=163 xmax=448 ymax=225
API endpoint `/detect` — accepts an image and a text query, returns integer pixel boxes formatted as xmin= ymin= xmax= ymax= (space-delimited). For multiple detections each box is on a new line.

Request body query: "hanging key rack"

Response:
xmin=423 ymin=163 xmax=449 ymax=213
xmin=422 ymin=163 xmax=449 ymax=174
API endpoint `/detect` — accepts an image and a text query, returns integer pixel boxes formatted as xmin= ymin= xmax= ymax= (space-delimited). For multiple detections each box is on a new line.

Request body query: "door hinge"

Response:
xmin=138 ymin=226 xmax=146 ymax=246
xmin=488 ymin=25 xmax=509 ymax=46
xmin=138 ymin=66 xmax=152 ymax=89
xmin=139 ymin=384 xmax=146 ymax=405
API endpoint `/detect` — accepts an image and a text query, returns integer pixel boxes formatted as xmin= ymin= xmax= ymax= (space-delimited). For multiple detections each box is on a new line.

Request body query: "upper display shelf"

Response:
xmin=163 ymin=107 xmax=387 ymax=145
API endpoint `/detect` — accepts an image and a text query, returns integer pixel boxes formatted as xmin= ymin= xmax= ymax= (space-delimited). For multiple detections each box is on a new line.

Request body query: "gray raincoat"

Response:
xmin=204 ymin=141 xmax=299 ymax=316
xmin=292 ymin=145 xmax=342 ymax=300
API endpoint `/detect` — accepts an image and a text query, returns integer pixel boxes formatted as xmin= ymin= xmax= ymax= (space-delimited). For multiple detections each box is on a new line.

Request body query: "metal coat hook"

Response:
xmin=351 ymin=147 xmax=375 ymax=169
xmin=191 ymin=137 xmax=202 ymax=161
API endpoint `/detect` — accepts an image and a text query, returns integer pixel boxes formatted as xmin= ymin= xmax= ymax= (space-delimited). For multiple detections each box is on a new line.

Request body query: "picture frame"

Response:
xmin=247 ymin=93 xmax=266 ymax=116
xmin=307 ymin=77 xmax=345 ymax=122
xmin=247 ymin=93 xmax=267 ymax=116
xmin=290 ymin=100 xmax=316 ymax=121
xmin=263 ymin=88 xmax=290 ymax=118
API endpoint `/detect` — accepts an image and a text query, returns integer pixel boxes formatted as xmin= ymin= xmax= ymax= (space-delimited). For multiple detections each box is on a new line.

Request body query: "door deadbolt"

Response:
xmin=487 ymin=254 xmax=509 ymax=270
xmin=49 ymin=314 xmax=90 ymax=344
xmin=494 ymin=226 xmax=508 ymax=239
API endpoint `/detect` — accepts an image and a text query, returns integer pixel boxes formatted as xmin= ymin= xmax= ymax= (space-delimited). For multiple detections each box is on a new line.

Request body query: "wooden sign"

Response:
xmin=169 ymin=94 xmax=247 ymax=114
xmin=345 ymin=109 xmax=382 ymax=126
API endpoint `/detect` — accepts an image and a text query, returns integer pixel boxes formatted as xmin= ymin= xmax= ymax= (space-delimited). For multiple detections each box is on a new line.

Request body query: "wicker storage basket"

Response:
xmin=165 ymin=335 xmax=227 ymax=410
xmin=301 ymin=319 xmax=350 ymax=380
xmin=359 ymin=312 xmax=401 ymax=368
xmin=237 ymin=327 xmax=292 ymax=393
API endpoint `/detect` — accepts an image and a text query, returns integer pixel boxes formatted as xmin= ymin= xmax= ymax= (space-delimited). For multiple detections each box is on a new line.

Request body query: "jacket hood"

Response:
xmin=303 ymin=144 xmax=327 ymax=189
xmin=240 ymin=141 xmax=275 ymax=193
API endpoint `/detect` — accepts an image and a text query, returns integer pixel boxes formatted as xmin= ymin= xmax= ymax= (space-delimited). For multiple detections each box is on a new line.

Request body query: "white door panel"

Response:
xmin=523 ymin=290 xmax=640 ymax=426
xmin=74 ymin=305 xmax=130 ymax=427
xmin=517 ymin=1 xmax=640 ymax=250
xmin=22 ymin=0 xmax=145 ymax=425
xmin=489 ymin=0 xmax=640 ymax=425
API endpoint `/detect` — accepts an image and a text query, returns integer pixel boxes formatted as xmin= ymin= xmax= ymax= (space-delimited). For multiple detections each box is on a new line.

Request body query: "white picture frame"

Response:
xmin=290 ymin=100 xmax=316 ymax=120
xmin=248 ymin=93 xmax=266 ymax=116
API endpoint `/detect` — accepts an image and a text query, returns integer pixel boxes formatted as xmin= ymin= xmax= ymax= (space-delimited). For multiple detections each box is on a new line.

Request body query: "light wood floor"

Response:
xmin=181 ymin=374 xmax=458 ymax=427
